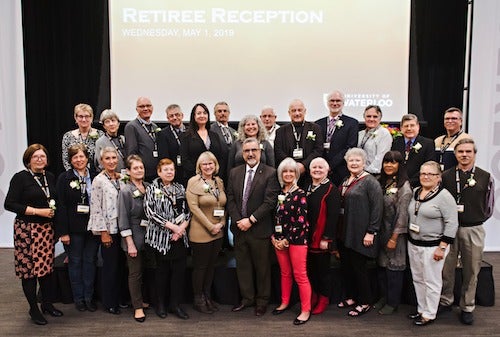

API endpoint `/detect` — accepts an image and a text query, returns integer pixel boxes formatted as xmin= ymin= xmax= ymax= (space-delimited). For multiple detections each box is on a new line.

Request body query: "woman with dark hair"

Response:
xmin=373 ymin=151 xmax=412 ymax=315
xmin=118 ymin=155 xmax=149 ymax=322
xmin=5 ymin=144 xmax=63 ymax=325
xmin=144 ymin=158 xmax=191 ymax=320
xmin=87 ymin=146 xmax=125 ymax=315
xmin=186 ymin=151 xmax=226 ymax=314
xmin=180 ymin=103 xmax=227 ymax=183
xmin=56 ymin=143 xmax=99 ymax=312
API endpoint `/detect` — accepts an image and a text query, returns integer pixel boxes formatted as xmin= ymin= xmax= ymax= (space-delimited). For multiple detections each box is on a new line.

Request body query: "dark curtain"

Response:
xmin=21 ymin=0 xmax=468 ymax=175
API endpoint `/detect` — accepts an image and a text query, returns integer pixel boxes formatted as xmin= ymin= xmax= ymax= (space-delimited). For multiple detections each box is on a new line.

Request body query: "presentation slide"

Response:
xmin=109 ymin=0 xmax=410 ymax=122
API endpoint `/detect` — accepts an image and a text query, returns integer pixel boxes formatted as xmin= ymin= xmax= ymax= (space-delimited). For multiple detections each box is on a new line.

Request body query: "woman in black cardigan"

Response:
xmin=56 ymin=144 xmax=99 ymax=312
xmin=180 ymin=103 xmax=227 ymax=183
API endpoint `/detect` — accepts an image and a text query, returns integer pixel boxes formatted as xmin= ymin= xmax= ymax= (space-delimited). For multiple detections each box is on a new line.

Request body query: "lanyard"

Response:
xmin=200 ymin=175 xmax=220 ymax=202
xmin=139 ymin=120 xmax=158 ymax=151
xmin=307 ymin=177 xmax=329 ymax=195
xmin=29 ymin=169 xmax=50 ymax=200
xmin=341 ymin=172 xmax=366 ymax=196
xmin=438 ymin=130 xmax=463 ymax=164
xmin=73 ymin=169 xmax=89 ymax=204
xmin=106 ymin=134 xmax=125 ymax=159
xmin=456 ymin=166 xmax=475 ymax=203
xmin=359 ymin=126 xmax=378 ymax=149
xmin=104 ymin=172 xmax=120 ymax=192
xmin=291 ymin=122 xmax=304 ymax=148
xmin=414 ymin=185 xmax=440 ymax=216
xmin=170 ymin=125 xmax=182 ymax=146
xmin=161 ymin=182 xmax=178 ymax=207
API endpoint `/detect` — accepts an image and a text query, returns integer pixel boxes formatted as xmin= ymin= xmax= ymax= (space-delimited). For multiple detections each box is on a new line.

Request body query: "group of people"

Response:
xmin=4 ymin=90 xmax=493 ymax=328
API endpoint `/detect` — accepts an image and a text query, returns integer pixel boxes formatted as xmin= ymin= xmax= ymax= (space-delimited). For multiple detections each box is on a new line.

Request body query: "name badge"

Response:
xmin=175 ymin=214 xmax=185 ymax=225
xmin=323 ymin=142 xmax=330 ymax=150
xmin=275 ymin=225 xmax=282 ymax=233
xmin=409 ymin=223 xmax=420 ymax=233
xmin=140 ymin=219 xmax=148 ymax=227
xmin=77 ymin=204 xmax=90 ymax=214
xmin=213 ymin=208 xmax=224 ymax=217
xmin=293 ymin=148 xmax=303 ymax=159
xmin=152 ymin=150 xmax=158 ymax=158
xmin=457 ymin=204 xmax=465 ymax=213
xmin=339 ymin=208 xmax=344 ymax=215
xmin=177 ymin=155 xmax=182 ymax=166
xmin=121 ymin=169 xmax=128 ymax=176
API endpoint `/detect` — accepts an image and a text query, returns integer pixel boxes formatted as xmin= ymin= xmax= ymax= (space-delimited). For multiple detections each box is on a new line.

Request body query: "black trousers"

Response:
xmin=340 ymin=246 xmax=373 ymax=305
xmin=377 ymin=267 xmax=404 ymax=307
xmin=153 ymin=250 xmax=187 ymax=310
xmin=307 ymin=252 xmax=332 ymax=298
xmin=191 ymin=238 xmax=223 ymax=297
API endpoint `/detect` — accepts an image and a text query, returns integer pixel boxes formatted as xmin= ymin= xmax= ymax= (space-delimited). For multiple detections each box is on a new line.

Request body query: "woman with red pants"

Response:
xmin=271 ymin=157 xmax=311 ymax=325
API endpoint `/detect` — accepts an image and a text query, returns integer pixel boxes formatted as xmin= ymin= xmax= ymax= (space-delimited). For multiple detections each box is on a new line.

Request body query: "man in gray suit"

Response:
xmin=226 ymin=138 xmax=280 ymax=317
xmin=124 ymin=97 xmax=160 ymax=182
xmin=211 ymin=101 xmax=237 ymax=151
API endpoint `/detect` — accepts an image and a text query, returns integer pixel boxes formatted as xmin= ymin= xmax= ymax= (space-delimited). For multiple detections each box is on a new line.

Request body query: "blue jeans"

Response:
xmin=64 ymin=232 xmax=99 ymax=303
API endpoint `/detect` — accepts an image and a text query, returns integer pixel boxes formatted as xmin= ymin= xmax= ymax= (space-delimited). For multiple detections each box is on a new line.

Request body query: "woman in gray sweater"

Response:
xmin=407 ymin=161 xmax=458 ymax=326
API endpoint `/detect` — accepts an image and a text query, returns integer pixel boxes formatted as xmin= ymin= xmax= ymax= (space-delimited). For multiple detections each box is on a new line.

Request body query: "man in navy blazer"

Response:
xmin=211 ymin=101 xmax=237 ymax=151
xmin=226 ymin=138 xmax=280 ymax=316
xmin=274 ymin=99 xmax=323 ymax=187
xmin=391 ymin=113 xmax=435 ymax=187
xmin=124 ymin=97 xmax=160 ymax=182
xmin=315 ymin=90 xmax=358 ymax=186
xmin=157 ymin=104 xmax=187 ymax=185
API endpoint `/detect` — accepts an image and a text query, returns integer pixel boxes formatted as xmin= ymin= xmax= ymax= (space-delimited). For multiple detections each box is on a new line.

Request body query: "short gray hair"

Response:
xmin=277 ymin=157 xmax=300 ymax=187
xmin=99 ymin=109 xmax=120 ymax=123
xmin=344 ymin=147 xmax=367 ymax=163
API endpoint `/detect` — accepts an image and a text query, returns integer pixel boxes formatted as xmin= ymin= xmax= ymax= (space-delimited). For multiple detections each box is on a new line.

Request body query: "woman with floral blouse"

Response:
xmin=271 ymin=157 xmax=311 ymax=325
xmin=144 ymin=158 xmax=191 ymax=320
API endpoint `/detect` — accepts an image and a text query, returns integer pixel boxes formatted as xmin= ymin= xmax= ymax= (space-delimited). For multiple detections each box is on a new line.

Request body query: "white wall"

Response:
xmin=0 ymin=1 xmax=28 ymax=247
xmin=468 ymin=0 xmax=500 ymax=250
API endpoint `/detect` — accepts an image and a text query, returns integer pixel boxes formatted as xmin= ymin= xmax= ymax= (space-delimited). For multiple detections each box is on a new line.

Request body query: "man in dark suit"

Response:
xmin=274 ymin=99 xmax=323 ymax=187
xmin=315 ymin=90 xmax=358 ymax=186
xmin=226 ymin=138 xmax=280 ymax=317
xmin=211 ymin=101 xmax=237 ymax=151
xmin=124 ymin=97 xmax=160 ymax=182
xmin=157 ymin=104 xmax=187 ymax=185
xmin=391 ymin=113 xmax=435 ymax=187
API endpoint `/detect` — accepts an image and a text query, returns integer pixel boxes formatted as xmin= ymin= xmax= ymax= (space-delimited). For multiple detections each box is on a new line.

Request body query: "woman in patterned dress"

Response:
xmin=61 ymin=103 xmax=104 ymax=171
xmin=4 ymin=144 xmax=63 ymax=325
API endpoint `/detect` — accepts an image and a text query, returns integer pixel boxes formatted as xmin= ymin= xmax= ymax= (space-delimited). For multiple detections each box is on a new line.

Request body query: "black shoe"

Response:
xmin=155 ymin=304 xmax=167 ymax=319
xmin=134 ymin=314 xmax=146 ymax=323
xmin=460 ymin=311 xmax=474 ymax=325
xmin=41 ymin=303 xmax=64 ymax=317
xmin=169 ymin=307 xmax=189 ymax=320
xmin=75 ymin=301 xmax=87 ymax=312
xmin=29 ymin=308 xmax=48 ymax=325
xmin=414 ymin=317 xmax=434 ymax=326
xmin=272 ymin=306 xmax=289 ymax=315
xmin=437 ymin=304 xmax=452 ymax=314
xmin=407 ymin=312 xmax=421 ymax=320
xmin=105 ymin=307 xmax=121 ymax=315
xmin=293 ymin=314 xmax=310 ymax=325
xmin=85 ymin=300 xmax=97 ymax=312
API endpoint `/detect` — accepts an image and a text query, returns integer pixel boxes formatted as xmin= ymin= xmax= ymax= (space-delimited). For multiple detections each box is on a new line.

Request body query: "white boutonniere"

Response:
xmin=233 ymin=131 xmax=239 ymax=138
xmin=386 ymin=187 xmax=398 ymax=195
xmin=306 ymin=131 xmax=316 ymax=141
xmin=48 ymin=199 xmax=57 ymax=210
xmin=203 ymin=183 xmax=210 ymax=193
xmin=69 ymin=180 xmax=80 ymax=189
xmin=412 ymin=142 xmax=422 ymax=153
xmin=260 ymin=143 xmax=264 ymax=150
xmin=335 ymin=120 xmax=344 ymax=128
xmin=278 ymin=194 xmax=286 ymax=205
xmin=467 ymin=177 xmax=476 ymax=187
xmin=121 ymin=174 xmax=130 ymax=184
xmin=88 ymin=130 xmax=99 ymax=140
xmin=132 ymin=190 xmax=142 ymax=198
xmin=154 ymin=188 xmax=163 ymax=198
xmin=371 ymin=130 xmax=378 ymax=138
xmin=154 ymin=127 xmax=162 ymax=133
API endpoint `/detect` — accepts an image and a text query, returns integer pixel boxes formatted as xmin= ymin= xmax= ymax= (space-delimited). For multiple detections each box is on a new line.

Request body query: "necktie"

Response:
xmin=326 ymin=117 xmax=336 ymax=143
xmin=222 ymin=126 xmax=232 ymax=145
xmin=405 ymin=140 xmax=412 ymax=152
xmin=241 ymin=169 xmax=254 ymax=217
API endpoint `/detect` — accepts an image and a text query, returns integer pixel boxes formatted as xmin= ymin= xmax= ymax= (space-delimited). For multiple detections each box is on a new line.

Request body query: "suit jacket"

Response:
xmin=315 ymin=114 xmax=358 ymax=185
xmin=157 ymin=124 xmax=187 ymax=185
xmin=274 ymin=122 xmax=324 ymax=171
xmin=124 ymin=118 xmax=159 ymax=180
xmin=180 ymin=130 xmax=227 ymax=183
xmin=391 ymin=135 xmax=435 ymax=187
xmin=211 ymin=122 xmax=237 ymax=151
xmin=226 ymin=163 xmax=280 ymax=239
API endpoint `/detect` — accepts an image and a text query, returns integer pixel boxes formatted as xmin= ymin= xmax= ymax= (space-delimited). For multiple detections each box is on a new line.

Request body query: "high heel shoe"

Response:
xmin=29 ymin=308 xmax=48 ymax=325
xmin=41 ymin=303 xmax=63 ymax=317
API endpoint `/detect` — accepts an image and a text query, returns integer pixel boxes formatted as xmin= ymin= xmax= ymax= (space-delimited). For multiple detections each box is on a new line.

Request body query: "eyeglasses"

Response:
xmin=260 ymin=114 xmax=276 ymax=118
xmin=167 ymin=113 xmax=181 ymax=118
xmin=444 ymin=117 xmax=460 ymax=121
xmin=76 ymin=115 xmax=92 ymax=120
xmin=137 ymin=104 xmax=152 ymax=109
xmin=243 ymin=148 xmax=260 ymax=153
xmin=419 ymin=172 xmax=440 ymax=177
xmin=216 ymin=109 xmax=228 ymax=113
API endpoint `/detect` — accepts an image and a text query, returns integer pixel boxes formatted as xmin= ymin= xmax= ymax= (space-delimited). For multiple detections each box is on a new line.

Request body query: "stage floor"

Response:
xmin=0 ymin=248 xmax=498 ymax=337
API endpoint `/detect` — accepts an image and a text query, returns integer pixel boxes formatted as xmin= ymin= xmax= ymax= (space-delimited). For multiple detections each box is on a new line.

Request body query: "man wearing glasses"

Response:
xmin=211 ymin=101 xmax=237 ymax=151
xmin=434 ymin=107 xmax=470 ymax=171
xmin=259 ymin=106 xmax=280 ymax=147
xmin=158 ymin=104 xmax=186 ymax=185
xmin=124 ymin=97 xmax=160 ymax=182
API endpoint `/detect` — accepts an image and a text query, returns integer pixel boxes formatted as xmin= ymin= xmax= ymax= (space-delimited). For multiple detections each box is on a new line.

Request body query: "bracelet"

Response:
xmin=389 ymin=239 xmax=396 ymax=243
